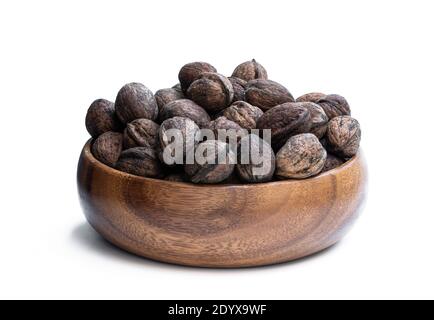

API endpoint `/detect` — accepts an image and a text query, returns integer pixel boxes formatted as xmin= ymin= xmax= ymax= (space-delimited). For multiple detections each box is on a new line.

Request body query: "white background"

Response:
xmin=0 ymin=0 xmax=433 ymax=300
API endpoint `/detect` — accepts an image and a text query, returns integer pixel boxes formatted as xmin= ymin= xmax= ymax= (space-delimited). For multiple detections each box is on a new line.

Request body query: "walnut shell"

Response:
xmin=231 ymin=59 xmax=268 ymax=82
xmin=92 ymin=131 xmax=123 ymax=167
xmin=228 ymin=77 xmax=247 ymax=102
xmin=326 ymin=116 xmax=361 ymax=158
xmin=159 ymin=117 xmax=200 ymax=165
xmin=298 ymin=102 xmax=329 ymax=139
xmin=116 ymin=147 xmax=162 ymax=178
xmin=187 ymin=72 xmax=234 ymax=113
xmin=155 ymin=87 xmax=184 ymax=110
xmin=317 ymin=94 xmax=351 ymax=119
xmin=245 ymin=79 xmax=294 ymax=111
xmin=85 ymin=99 xmax=122 ymax=138
xmin=123 ymin=118 xmax=159 ymax=150
xmin=276 ymin=133 xmax=326 ymax=179
xmin=321 ymin=153 xmax=344 ymax=173
xmin=159 ymin=99 xmax=211 ymax=128
xmin=222 ymin=101 xmax=264 ymax=130
xmin=115 ymin=83 xmax=158 ymax=124
xmin=178 ymin=62 xmax=217 ymax=92
xmin=236 ymin=134 xmax=275 ymax=183
xmin=296 ymin=92 xmax=326 ymax=103
xmin=256 ymin=102 xmax=312 ymax=149
xmin=184 ymin=140 xmax=235 ymax=184
xmin=204 ymin=116 xmax=245 ymax=143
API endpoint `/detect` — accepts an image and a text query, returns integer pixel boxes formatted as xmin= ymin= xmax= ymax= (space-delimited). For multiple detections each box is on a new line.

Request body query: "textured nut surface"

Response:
xmin=296 ymin=92 xmax=327 ymax=103
xmin=245 ymin=79 xmax=294 ymax=111
xmin=187 ymin=72 xmax=234 ymax=113
xmin=159 ymin=99 xmax=211 ymax=127
xmin=276 ymin=133 xmax=326 ymax=179
xmin=298 ymin=102 xmax=329 ymax=139
xmin=222 ymin=101 xmax=263 ymax=130
xmin=228 ymin=77 xmax=247 ymax=102
xmin=85 ymin=99 xmax=122 ymax=138
xmin=115 ymin=83 xmax=158 ymax=124
xmin=123 ymin=118 xmax=159 ymax=150
xmin=326 ymin=116 xmax=361 ymax=158
xmin=185 ymin=140 xmax=235 ymax=184
xmin=178 ymin=62 xmax=217 ymax=92
xmin=236 ymin=134 xmax=275 ymax=183
xmin=155 ymin=87 xmax=184 ymax=110
xmin=204 ymin=116 xmax=244 ymax=142
xmin=317 ymin=94 xmax=351 ymax=119
xmin=159 ymin=117 xmax=200 ymax=165
xmin=116 ymin=147 xmax=162 ymax=178
xmin=256 ymin=102 xmax=312 ymax=149
xmin=91 ymin=131 xmax=123 ymax=167
xmin=321 ymin=153 xmax=344 ymax=173
xmin=231 ymin=59 xmax=268 ymax=82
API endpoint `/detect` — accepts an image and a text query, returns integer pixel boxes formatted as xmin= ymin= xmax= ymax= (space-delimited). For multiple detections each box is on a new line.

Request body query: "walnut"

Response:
xmin=326 ymin=116 xmax=361 ymax=158
xmin=91 ymin=132 xmax=123 ymax=167
xmin=298 ymin=102 xmax=329 ymax=139
xmin=178 ymin=62 xmax=217 ymax=92
xmin=221 ymin=101 xmax=264 ymax=130
xmin=245 ymin=79 xmax=295 ymax=111
xmin=204 ymin=116 xmax=245 ymax=143
xmin=228 ymin=77 xmax=247 ymax=102
xmin=296 ymin=92 xmax=326 ymax=103
xmin=317 ymin=94 xmax=351 ymax=119
xmin=321 ymin=153 xmax=344 ymax=173
xmin=159 ymin=99 xmax=211 ymax=128
xmin=116 ymin=147 xmax=163 ymax=178
xmin=155 ymin=87 xmax=184 ymax=110
xmin=85 ymin=99 xmax=122 ymax=138
xmin=236 ymin=134 xmax=275 ymax=183
xmin=276 ymin=133 xmax=326 ymax=179
xmin=123 ymin=118 xmax=159 ymax=150
xmin=231 ymin=59 xmax=268 ymax=81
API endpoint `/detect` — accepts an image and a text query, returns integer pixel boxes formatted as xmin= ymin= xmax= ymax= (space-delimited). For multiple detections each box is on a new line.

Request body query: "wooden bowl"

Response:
xmin=77 ymin=140 xmax=367 ymax=268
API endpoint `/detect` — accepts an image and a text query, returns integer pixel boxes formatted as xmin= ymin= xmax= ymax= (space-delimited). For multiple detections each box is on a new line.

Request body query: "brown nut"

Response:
xmin=187 ymin=72 xmax=234 ymax=113
xmin=159 ymin=99 xmax=211 ymax=128
xmin=326 ymin=116 xmax=361 ymax=158
xmin=256 ymin=102 xmax=312 ymax=149
xmin=178 ymin=62 xmax=217 ymax=92
xmin=85 ymin=99 xmax=122 ymax=138
xmin=321 ymin=153 xmax=344 ymax=173
xmin=296 ymin=92 xmax=327 ymax=103
xmin=91 ymin=131 xmax=123 ymax=167
xmin=155 ymin=87 xmax=184 ymax=110
xmin=222 ymin=101 xmax=264 ymax=130
xmin=159 ymin=117 xmax=200 ymax=165
xmin=236 ymin=134 xmax=275 ymax=183
xmin=115 ymin=83 xmax=158 ymax=124
xmin=164 ymin=172 xmax=187 ymax=182
xmin=123 ymin=118 xmax=159 ymax=150
xmin=204 ymin=116 xmax=245 ymax=143
xmin=231 ymin=59 xmax=268 ymax=82
xmin=185 ymin=140 xmax=235 ymax=184
xmin=116 ymin=147 xmax=162 ymax=178
xmin=276 ymin=133 xmax=326 ymax=179
xmin=317 ymin=94 xmax=351 ymax=119
xmin=228 ymin=77 xmax=247 ymax=102
xmin=245 ymin=79 xmax=295 ymax=111
xmin=298 ymin=102 xmax=329 ymax=139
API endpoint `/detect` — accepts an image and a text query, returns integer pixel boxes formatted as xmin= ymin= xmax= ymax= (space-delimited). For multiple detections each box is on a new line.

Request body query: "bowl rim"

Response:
xmin=81 ymin=139 xmax=360 ymax=189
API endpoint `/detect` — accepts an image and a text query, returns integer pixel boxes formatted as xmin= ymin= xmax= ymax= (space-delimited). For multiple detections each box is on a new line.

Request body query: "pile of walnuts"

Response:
xmin=85 ymin=60 xmax=361 ymax=184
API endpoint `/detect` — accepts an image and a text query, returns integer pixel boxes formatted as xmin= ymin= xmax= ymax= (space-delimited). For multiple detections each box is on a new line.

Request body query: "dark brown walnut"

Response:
xmin=231 ymin=59 xmax=268 ymax=82
xmin=236 ymin=134 xmax=275 ymax=183
xmin=178 ymin=62 xmax=217 ymax=92
xmin=317 ymin=94 xmax=351 ymax=119
xmin=222 ymin=101 xmax=264 ymax=130
xmin=159 ymin=117 xmax=200 ymax=165
xmin=123 ymin=118 xmax=159 ymax=150
xmin=172 ymin=83 xmax=182 ymax=90
xmin=204 ymin=116 xmax=245 ymax=143
xmin=245 ymin=79 xmax=295 ymax=111
xmin=321 ymin=153 xmax=344 ymax=173
xmin=184 ymin=140 xmax=235 ymax=184
xmin=85 ymin=99 xmax=122 ymax=138
xmin=159 ymin=99 xmax=211 ymax=128
xmin=326 ymin=116 xmax=361 ymax=158
xmin=116 ymin=147 xmax=162 ymax=178
xmin=187 ymin=72 xmax=234 ymax=113
xmin=295 ymin=102 xmax=329 ymax=139
xmin=228 ymin=77 xmax=247 ymax=102
xmin=92 ymin=131 xmax=123 ymax=167
xmin=296 ymin=92 xmax=327 ymax=103
xmin=256 ymin=102 xmax=312 ymax=149
xmin=155 ymin=87 xmax=184 ymax=110
xmin=115 ymin=83 xmax=158 ymax=124
xmin=276 ymin=133 xmax=327 ymax=179
xmin=164 ymin=173 xmax=187 ymax=182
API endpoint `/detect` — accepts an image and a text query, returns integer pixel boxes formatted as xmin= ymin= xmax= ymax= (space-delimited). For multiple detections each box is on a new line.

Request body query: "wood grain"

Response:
xmin=77 ymin=140 xmax=367 ymax=268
